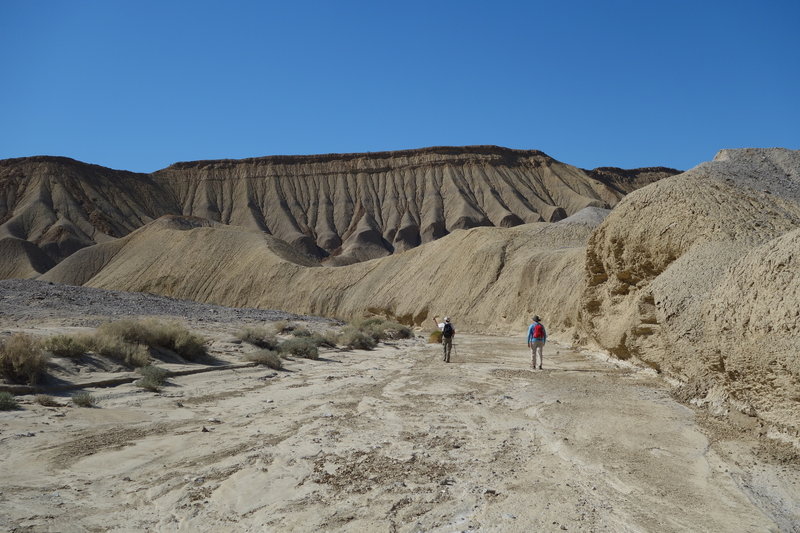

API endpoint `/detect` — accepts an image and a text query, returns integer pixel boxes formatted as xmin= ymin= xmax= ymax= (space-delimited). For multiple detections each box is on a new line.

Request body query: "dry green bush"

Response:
xmin=338 ymin=326 xmax=378 ymax=350
xmin=236 ymin=327 xmax=280 ymax=350
xmin=291 ymin=327 xmax=312 ymax=337
xmin=273 ymin=321 xmax=294 ymax=334
xmin=279 ymin=338 xmax=319 ymax=360
xmin=0 ymin=333 xmax=48 ymax=384
xmin=311 ymin=331 xmax=338 ymax=348
xmin=245 ymin=349 xmax=283 ymax=369
xmin=90 ymin=332 xmax=150 ymax=367
xmin=429 ymin=330 xmax=443 ymax=344
xmin=35 ymin=394 xmax=63 ymax=407
xmin=44 ymin=334 xmax=92 ymax=358
xmin=136 ymin=365 xmax=170 ymax=391
xmin=0 ymin=391 xmax=19 ymax=410
xmin=98 ymin=319 xmax=207 ymax=361
xmin=71 ymin=391 xmax=96 ymax=407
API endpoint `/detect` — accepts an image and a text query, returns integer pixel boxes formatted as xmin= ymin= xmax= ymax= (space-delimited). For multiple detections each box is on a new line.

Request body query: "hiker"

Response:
xmin=527 ymin=315 xmax=547 ymax=370
xmin=433 ymin=315 xmax=455 ymax=363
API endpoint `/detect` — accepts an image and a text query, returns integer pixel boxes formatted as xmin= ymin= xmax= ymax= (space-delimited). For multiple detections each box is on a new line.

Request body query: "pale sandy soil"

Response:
xmin=1 ymin=327 xmax=798 ymax=532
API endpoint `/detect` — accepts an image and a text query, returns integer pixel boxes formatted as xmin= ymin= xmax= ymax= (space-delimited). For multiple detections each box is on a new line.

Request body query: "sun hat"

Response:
xmin=444 ymin=316 xmax=450 ymax=322
xmin=533 ymin=315 xmax=540 ymax=322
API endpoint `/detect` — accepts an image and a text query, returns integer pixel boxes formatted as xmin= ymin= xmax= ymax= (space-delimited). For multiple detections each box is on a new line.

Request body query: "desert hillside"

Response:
xmin=0 ymin=147 xmax=678 ymax=272
xmin=580 ymin=148 xmax=800 ymax=438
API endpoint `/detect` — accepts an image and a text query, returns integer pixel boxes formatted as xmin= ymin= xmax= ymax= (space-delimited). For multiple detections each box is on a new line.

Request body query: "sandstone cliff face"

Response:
xmin=0 ymin=147 xmax=677 ymax=273
xmin=580 ymin=148 xmax=800 ymax=436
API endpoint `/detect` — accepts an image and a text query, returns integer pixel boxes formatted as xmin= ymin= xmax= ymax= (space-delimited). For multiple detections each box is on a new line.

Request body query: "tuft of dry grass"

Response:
xmin=245 ymin=349 xmax=283 ymax=369
xmin=338 ymin=326 xmax=378 ymax=350
xmin=429 ymin=330 xmax=443 ymax=344
xmin=71 ymin=391 xmax=96 ymax=408
xmin=35 ymin=394 xmax=63 ymax=407
xmin=279 ymin=338 xmax=319 ymax=360
xmin=0 ymin=391 xmax=20 ymax=410
xmin=44 ymin=334 xmax=92 ymax=358
xmin=136 ymin=365 xmax=170 ymax=392
xmin=311 ymin=331 xmax=338 ymax=348
xmin=98 ymin=319 xmax=207 ymax=362
xmin=89 ymin=332 xmax=150 ymax=367
xmin=236 ymin=327 xmax=280 ymax=350
xmin=0 ymin=333 xmax=49 ymax=384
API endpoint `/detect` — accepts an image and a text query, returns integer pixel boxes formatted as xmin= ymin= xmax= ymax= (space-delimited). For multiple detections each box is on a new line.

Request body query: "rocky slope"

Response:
xmin=580 ymin=148 xmax=800 ymax=437
xmin=0 ymin=147 xmax=677 ymax=272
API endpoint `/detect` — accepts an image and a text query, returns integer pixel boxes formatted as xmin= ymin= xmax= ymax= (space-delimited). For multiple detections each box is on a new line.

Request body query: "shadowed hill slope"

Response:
xmin=43 ymin=208 xmax=609 ymax=336
xmin=580 ymin=148 xmax=800 ymax=436
xmin=0 ymin=147 xmax=678 ymax=273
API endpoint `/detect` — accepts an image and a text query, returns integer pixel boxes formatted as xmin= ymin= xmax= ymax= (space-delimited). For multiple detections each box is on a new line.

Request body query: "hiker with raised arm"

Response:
xmin=433 ymin=315 xmax=455 ymax=363
xmin=527 ymin=315 xmax=547 ymax=370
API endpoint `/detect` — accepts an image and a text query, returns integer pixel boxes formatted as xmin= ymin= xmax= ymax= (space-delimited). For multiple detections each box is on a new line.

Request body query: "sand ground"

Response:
xmin=1 ymin=329 xmax=798 ymax=532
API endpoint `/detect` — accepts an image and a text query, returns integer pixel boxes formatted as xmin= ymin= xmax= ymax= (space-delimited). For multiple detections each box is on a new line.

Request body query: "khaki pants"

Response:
xmin=530 ymin=340 xmax=545 ymax=369
xmin=442 ymin=336 xmax=453 ymax=362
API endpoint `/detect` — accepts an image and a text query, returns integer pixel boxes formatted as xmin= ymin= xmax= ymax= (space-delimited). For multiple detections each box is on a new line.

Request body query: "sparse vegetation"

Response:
xmin=0 ymin=333 xmax=49 ymax=384
xmin=97 ymin=319 xmax=207 ymax=361
xmin=291 ymin=327 xmax=312 ymax=337
xmin=136 ymin=365 xmax=170 ymax=392
xmin=338 ymin=318 xmax=412 ymax=350
xmin=273 ymin=321 xmax=295 ymax=334
xmin=90 ymin=332 xmax=150 ymax=367
xmin=71 ymin=391 xmax=96 ymax=407
xmin=245 ymin=349 xmax=283 ymax=369
xmin=236 ymin=326 xmax=280 ymax=350
xmin=338 ymin=326 xmax=378 ymax=350
xmin=429 ymin=330 xmax=443 ymax=344
xmin=279 ymin=338 xmax=319 ymax=360
xmin=0 ymin=391 xmax=20 ymax=410
xmin=44 ymin=334 xmax=91 ymax=358
xmin=36 ymin=394 xmax=63 ymax=407
xmin=311 ymin=331 xmax=338 ymax=348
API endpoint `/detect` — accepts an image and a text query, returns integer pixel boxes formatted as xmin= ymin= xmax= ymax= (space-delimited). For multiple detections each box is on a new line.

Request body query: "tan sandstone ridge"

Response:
xmin=0 ymin=146 xmax=677 ymax=272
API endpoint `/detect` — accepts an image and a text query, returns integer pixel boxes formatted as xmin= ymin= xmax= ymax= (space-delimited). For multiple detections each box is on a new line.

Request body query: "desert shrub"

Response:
xmin=279 ymin=338 xmax=319 ymax=360
xmin=0 ymin=391 xmax=19 ymax=410
xmin=136 ymin=365 xmax=170 ymax=391
xmin=366 ymin=320 xmax=412 ymax=341
xmin=429 ymin=330 xmax=443 ymax=344
xmin=273 ymin=321 xmax=294 ymax=334
xmin=311 ymin=331 xmax=338 ymax=348
xmin=245 ymin=349 xmax=283 ymax=369
xmin=291 ymin=327 xmax=312 ymax=338
xmin=236 ymin=327 xmax=280 ymax=350
xmin=97 ymin=319 xmax=207 ymax=361
xmin=44 ymin=334 xmax=91 ymax=358
xmin=0 ymin=333 xmax=48 ymax=384
xmin=89 ymin=332 xmax=150 ymax=367
xmin=338 ymin=326 xmax=378 ymax=350
xmin=136 ymin=375 xmax=163 ymax=392
xmin=71 ymin=391 xmax=96 ymax=407
xmin=35 ymin=394 xmax=62 ymax=407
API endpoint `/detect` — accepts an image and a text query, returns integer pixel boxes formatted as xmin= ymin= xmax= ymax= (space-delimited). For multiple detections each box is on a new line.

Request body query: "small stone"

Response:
xmin=207 ymin=418 xmax=221 ymax=423
xmin=201 ymin=426 xmax=210 ymax=432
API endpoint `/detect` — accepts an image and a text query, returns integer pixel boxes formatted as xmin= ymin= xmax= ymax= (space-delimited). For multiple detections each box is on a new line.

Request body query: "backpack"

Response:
xmin=442 ymin=322 xmax=454 ymax=338
xmin=533 ymin=323 xmax=545 ymax=339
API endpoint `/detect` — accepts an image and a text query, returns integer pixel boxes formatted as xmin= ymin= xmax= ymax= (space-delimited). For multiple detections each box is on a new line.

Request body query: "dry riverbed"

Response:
xmin=2 ymin=320 xmax=799 ymax=532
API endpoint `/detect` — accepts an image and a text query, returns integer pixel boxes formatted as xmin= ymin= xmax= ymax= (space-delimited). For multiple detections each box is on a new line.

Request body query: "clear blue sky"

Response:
xmin=2 ymin=0 xmax=798 ymax=172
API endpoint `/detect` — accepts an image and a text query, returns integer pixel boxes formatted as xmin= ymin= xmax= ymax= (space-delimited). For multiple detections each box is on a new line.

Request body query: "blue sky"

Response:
xmin=1 ymin=0 xmax=798 ymax=172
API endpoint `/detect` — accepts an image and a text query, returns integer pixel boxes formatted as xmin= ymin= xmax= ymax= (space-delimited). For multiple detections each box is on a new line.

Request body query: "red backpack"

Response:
xmin=533 ymin=323 xmax=545 ymax=339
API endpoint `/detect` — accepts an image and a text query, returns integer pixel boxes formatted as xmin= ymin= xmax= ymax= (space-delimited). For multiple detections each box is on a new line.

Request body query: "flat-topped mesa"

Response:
xmin=0 ymin=146 xmax=679 ymax=271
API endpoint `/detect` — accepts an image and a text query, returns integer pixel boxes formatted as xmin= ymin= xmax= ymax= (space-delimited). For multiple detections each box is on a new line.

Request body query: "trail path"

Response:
xmin=1 ymin=334 xmax=797 ymax=532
